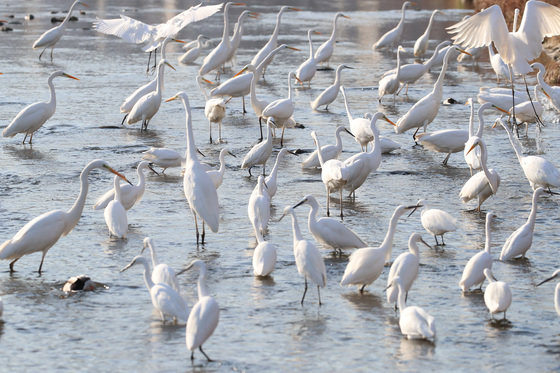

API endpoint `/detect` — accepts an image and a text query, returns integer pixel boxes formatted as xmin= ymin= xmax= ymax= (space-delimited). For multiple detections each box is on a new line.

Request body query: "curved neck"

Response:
xmin=289 ymin=211 xmax=303 ymax=245
xmin=160 ymin=39 xmax=170 ymax=60
xmin=61 ymin=1 xmax=80 ymax=27
xmin=433 ymin=50 xmax=451 ymax=95
xmin=527 ymin=191 xmax=540 ymax=228
xmin=47 ymin=75 xmax=57 ymax=105
xmin=409 ymin=241 xmax=419 ymax=257
xmin=231 ymin=13 xmax=247 ymax=43
xmin=500 ymin=120 xmax=524 ymax=162
xmin=218 ymin=151 xmax=227 ymax=176
xmin=147 ymin=244 xmax=159 ymax=266
xmin=156 ymin=65 xmax=165 ymax=96
xmin=307 ymin=32 xmax=315 ymax=59
xmin=222 ymin=5 xmax=232 ymax=47
xmin=270 ymin=9 xmax=285 ymax=46
xmin=423 ymin=43 xmax=443 ymax=69
xmin=475 ymin=107 xmax=485 ymax=138
xmin=197 ymin=76 xmax=210 ymax=101
xmin=397 ymin=282 xmax=406 ymax=311
xmin=65 ymin=162 xmax=96 ymax=232
xmin=136 ymin=166 xmax=146 ymax=190
xmin=484 ymin=216 xmax=492 ymax=253
xmin=329 ymin=16 xmax=339 ymax=41
xmin=307 ymin=199 xmax=320 ymax=224
xmin=287 ymin=74 xmax=294 ymax=101
xmin=478 ymin=141 xmax=494 ymax=192
xmin=424 ymin=11 xmax=438 ymax=39
xmin=380 ymin=209 xmax=402 ymax=262
xmin=535 ymin=67 xmax=550 ymax=93
xmin=395 ymin=49 xmax=402 ymax=79
xmin=340 ymin=88 xmax=353 ymax=121
xmin=181 ymin=96 xmax=199 ymax=161
xmin=140 ymin=259 xmax=155 ymax=291
xmin=256 ymin=46 xmax=283 ymax=77
xmin=334 ymin=127 xmax=344 ymax=149
xmin=249 ymin=68 xmax=262 ymax=108
xmin=268 ymin=152 xmax=283 ymax=180
xmin=368 ymin=118 xmax=381 ymax=156
xmin=313 ymin=134 xmax=325 ymax=167
xmin=397 ymin=4 xmax=408 ymax=28
xmin=197 ymin=268 xmax=210 ymax=298
xmin=468 ymin=101 xmax=475 ymax=136
xmin=114 ymin=176 xmax=122 ymax=202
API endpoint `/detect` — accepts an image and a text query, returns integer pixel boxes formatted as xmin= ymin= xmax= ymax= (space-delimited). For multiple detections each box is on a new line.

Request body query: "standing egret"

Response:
xmin=141 ymin=237 xmax=180 ymax=293
xmin=252 ymin=224 xmax=277 ymax=277
xmin=311 ymin=64 xmax=353 ymax=110
xmin=415 ymin=129 xmax=469 ymax=166
xmin=499 ymin=187 xmax=545 ymax=261
xmin=532 ymin=62 xmax=560 ymax=112
xmin=340 ymin=205 xmax=418 ymax=292
xmin=459 ymin=212 xmax=495 ymax=292
xmin=121 ymin=256 xmax=188 ymax=323
xmin=94 ymin=161 xmax=156 ymax=211
xmin=142 ymin=147 xmax=184 ymax=173
xmin=295 ymin=29 xmax=321 ymax=86
xmin=494 ymin=119 xmax=560 ymax=192
xmin=32 ymin=0 xmax=87 ymax=61
xmin=483 ymin=268 xmax=512 ymax=320
xmin=241 ymin=119 xmax=273 ymax=176
xmin=264 ymin=148 xmax=291 ymax=199
xmin=413 ymin=10 xmax=445 ymax=58
xmin=179 ymin=34 xmax=209 ymax=65
xmin=488 ymin=43 xmax=510 ymax=84
xmin=181 ymin=260 xmax=219 ymax=361
xmin=197 ymin=76 xmax=228 ymax=144
xmin=202 ymin=148 xmax=236 ymax=189
xmin=127 ymin=60 xmax=175 ymax=130
xmin=248 ymin=176 xmax=271 ymax=238
xmin=378 ymin=46 xmax=404 ymax=103
xmin=387 ymin=233 xmax=431 ymax=309
xmin=280 ymin=206 xmax=327 ymax=305
xmin=413 ymin=200 xmax=457 ymax=245
xmin=104 ymin=175 xmax=128 ymax=239
xmin=314 ymin=12 xmax=350 ymax=66
xmin=477 ymin=87 xmax=528 ymax=110
xmin=508 ymin=85 xmax=546 ymax=129
xmin=3 ymin=71 xmax=79 ymax=144
xmin=301 ymin=126 xmax=353 ymax=169
xmin=225 ymin=10 xmax=259 ymax=67
xmin=0 ymin=160 xmax=129 ymax=273
xmin=460 ymin=137 xmax=500 ymax=212
xmin=166 ymin=92 xmax=219 ymax=244
xmin=293 ymin=194 xmax=367 ymax=252
xmin=536 ymin=269 xmax=560 ymax=316
xmin=373 ymin=1 xmax=416 ymax=50
xmin=239 ymin=63 xmax=270 ymax=138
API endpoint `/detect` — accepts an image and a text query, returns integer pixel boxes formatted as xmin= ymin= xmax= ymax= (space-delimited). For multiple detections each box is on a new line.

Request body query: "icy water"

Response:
xmin=1 ymin=0 xmax=560 ymax=371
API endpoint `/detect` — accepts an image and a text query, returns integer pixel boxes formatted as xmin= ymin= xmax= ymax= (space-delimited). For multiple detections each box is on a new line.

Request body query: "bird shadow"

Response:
xmin=397 ymin=337 xmax=436 ymax=361
xmin=3 ymin=144 xmax=45 ymax=160
xmin=341 ymin=291 xmax=384 ymax=311
xmin=487 ymin=318 xmax=513 ymax=329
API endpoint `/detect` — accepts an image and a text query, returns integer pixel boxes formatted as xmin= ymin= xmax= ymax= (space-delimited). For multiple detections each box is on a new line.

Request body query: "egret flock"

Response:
xmin=3 ymin=0 xmax=560 ymax=368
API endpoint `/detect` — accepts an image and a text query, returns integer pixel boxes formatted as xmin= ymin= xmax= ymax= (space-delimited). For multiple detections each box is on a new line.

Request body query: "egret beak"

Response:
xmin=249 ymin=12 xmax=260 ymax=18
xmin=233 ymin=66 xmax=248 ymax=77
xmin=164 ymin=61 xmax=176 ymax=71
xmin=420 ymin=238 xmax=433 ymax=250
xmin=456 ymin=47 xmax=472 ymax=56
xmin=466 ymin=143 xmax=477 ymax=155
xmin=288 ymin=7 xmax=303 ymax=11
xmin=225 ymin=97 xmax=233 ymax=104
xmin=104 ymin=165 xmax=132 ymax=185
xmin=286 ymin=46 xmax=301 ymax=51
xmin=165 ymin=95 xmax=178 ymax=102
xmin=202 ymin=77 xmax=215 ymax=85
xmin=384 ymin=283 xmax=393 ymax=292
xmin=227 ymin=150 xmax=237 ymax=158
xmin=293 ymin=199 xmax=306 ymax=209
xmin=341 ymin=14 xmax=351 ymax=19
xmin=232 ymin=2 xmax=246 ymax=6
xmin=79 ymin=2 xmax=89 ymax=8
xmin=197 ymin=148 xmax=206 ymax=157
xmin=313 ymin=31 xmax=322 ymax=35
xmin=383 ymin=115 xmax=397 ymax=126
xmin=406 ymin=204 xmax=422 ymax=218
xmin=172 ymin=38 xmax=186 ymax=44
xmin=63 ymin=73 xmax=79 ymax=80
xmin=147 ymin=163 xmax=159 ymax=175
xmin=342 ymin=65 xmax=355 ymax=69
xmin=120 ymin=260 xmax=136 ymax=272
xmin=410 ymin=2 xmax=418 ymax=6
xmin=537 ymin=274 xmax=559 ymax=287
xmin=540 ymin=88 xmax=552 ymax=99
xmin=176 ymin=262 xmax=195 ymax=276
xmin=294 ymin=75 xmax=303 ymax=84
xmin=286 ymin=150 xmax=298 ymax=155
xmin=492 ymin=105 xmax=510 ymax=114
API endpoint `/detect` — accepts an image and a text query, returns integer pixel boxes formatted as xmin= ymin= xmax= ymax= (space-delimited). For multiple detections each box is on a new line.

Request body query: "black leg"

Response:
xmin=121 ymin=114 xmax=128 ymax=126
xmin=359 ymin=284 xmax=365 ymax=293
xmin=146 ymin=51 xmax=152 ymax=73
xmin=317 ymin=285 xmax=322 ymax=306
xmin=301 ymin=277 xmax=308 ymax=305
xmin=9 ymin=258 xmax=19 ymax=273
xmin=199 ymin=346 xmax=213 ymax=362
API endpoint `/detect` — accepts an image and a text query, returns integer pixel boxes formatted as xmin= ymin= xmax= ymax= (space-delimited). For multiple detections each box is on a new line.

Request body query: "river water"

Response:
xmin=1 ymin=0 xmax=560 ymax=371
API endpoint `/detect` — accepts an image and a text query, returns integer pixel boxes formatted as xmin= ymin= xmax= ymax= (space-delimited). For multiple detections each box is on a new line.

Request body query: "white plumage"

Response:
xmin=104 ymin=175 xmax=128 ymax=238
xmin=459 ymin=212 xmax=495 ymax=292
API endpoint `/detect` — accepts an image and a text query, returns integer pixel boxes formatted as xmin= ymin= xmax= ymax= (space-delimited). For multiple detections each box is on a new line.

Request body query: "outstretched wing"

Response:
xmin=446 ymin=5 xmax=509 ymax=50
xmin=93 ymin=15 xmax=156 ymax=45
xmin=156 ymin=3 xmax=223 ymax=40
xmin=517 ymin=0 xmax=560 ymax=61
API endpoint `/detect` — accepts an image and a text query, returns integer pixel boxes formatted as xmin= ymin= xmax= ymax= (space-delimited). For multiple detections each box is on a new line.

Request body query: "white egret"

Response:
xmin=477 ymin=87 xmax=529 ymax=109
xmin=413 ymin=10 xmax=445 ymax=58
xmin=104 ymin=175 xmax=128 ymax=239
xmin=166 ymin=92 xmax=219 ymax=244
xmin=199 ymin=2 xmax=246 ymax=80
xmin=3 ymin=71 xmax=79 ymax=144
xmin=378 ymin=46 xmax=404 ymax=103
xmin=414 ymin=199 xmax=457 ymax=245
xmin=391 ymin=276 xmax=436 ymax=341
xmin=380 ymin=137 xmax=402 ymax=154
xmin=181 ymin=260 xmax=219 ymax=361
xmin=252 ymin=223 xmax=277 ymax=277
xmin=301 ymin=126 xmax=353 ymax=169
xmin=499 ymin=187 xmax=545 ymax=261
xmin=280 ymin=206 xmax=327 ymax=305
xmin=250 ymin=6 xmax=302 ymax=74
xmin=509 ymin=85 xmax=546 ymax=127
xmin=264 ymin=148 xmax=291 ymax=199
xmin=0 ymin=160 xmax=129 ymax=273
xmin=295 ymin=29 xmax=321 ymax=86
xmin=179 ymin=35 xmax=209 ymax=65
xmin=340 ymin=205 xmax=417 ymax=292
xmin=248 ymin=176 xmax=271 ymax=238
xmin=483 ymin=268 xmax=512 ymax=320
xmin=460 ymin=137 xmax=500 ymax=212
xmin=415 ymin=129 xmax=469 ymax=165
xmin=373 ymin=1 xmax=415 ymax=50
xmin=314 ymin=12 xmax=350 ymax=66
xmin=63 ymin=275 xmax=95 ymax=292
xmin=494 ymin=119 xmax=560 ymax=191
xmin=197 ymin=76 xmax=228 ymax=144
xmin=311 ymin=64 xmax=353 ymax=110
xmin=142 ymin=147 xmax=184 ymax=173
xmin=94 ymin=161 xmax=156 ymax=211
xmin=293 ymin=194 xmax=367 ymax=252
xmin=121 ymin=255 xmax=188 ymax=323
xmin=241 ymin=119 xmax=273 ymax=176
xmin=536 ymin=269 xmax=560 ymax=316
xmin=488 ymin=43 xmax=509 ymax=84
xmin=32 ymin=0 xmax=87 ymax=61
xmin=532 ymin=62 xmax=560 ymax=112
xmin=225 ymin=10 xmax=259 ymax=67
xmin=459 ymin=212 xmax=495 ymax=292
xmin=126 ymin=60 xmax=175 ymax=130
xmin=141 ymin=237 xmax=180 ymax=293
xmin=395 ymin=47 xmax=471 ymax=139
xmin=311 ymin=131 xmax=349 ymax=218
xmin=202 ymin=148 xmax=236 ymax=189
xmin=387 ymin=233 xmax=431 ymax=308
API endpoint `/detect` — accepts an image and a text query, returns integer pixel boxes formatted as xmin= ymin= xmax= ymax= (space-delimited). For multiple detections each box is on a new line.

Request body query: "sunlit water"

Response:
xmin=1 ymin=0 xmax=560 ymax=371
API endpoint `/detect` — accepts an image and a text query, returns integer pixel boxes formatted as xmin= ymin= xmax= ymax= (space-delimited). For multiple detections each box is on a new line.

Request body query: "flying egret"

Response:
xmin=2 ymin=71 xmax=79 ymax=144
xmin=301 ymin=126 xmax=353 ymax=169
xmin=340 ymin=205 xmax=418 ymax=292
xmin=264 ymin=148 xmax=291 ymax=199
xmin=197 ymin=76 xmax=228 ymax=144
xmin=94 ymin=161 xmax=156 ymax=211
xmin=32 ymin=0 xmax=87 ymax=61
xmin=225 ymin=10 xmax=259 ymax=67
xmin=494 ymin=119 xmax=560 ymax=191
xmin=0 ymin=160 xmax=129 ymax=273
xmin=378 ymin=46 xmax=404 ymax=103
xmin=121 ymin=255 xmax=188 ymax=323
xmin=141 ymin=237 xmax=180 ymax=293
xmin=202 ymin=148 xmax=236 ymax=189
xmin=104 ymin=175 xmax=128 ymax=239
xmin=280 ymin=206 xmax=327 ymax=305
xmin=536 ymin=269 xmax=560 ymax=316
xmin=531 ymin=62 xmax=560 ymax=113
xmin=311 ymin=64 xmax=354 ymax=110
xmin=415 ymin=129 xmax=469 ymax=165
xmin=314 ymin=12 xmax=350 ymax=66
xmin=413 ymin=200 xmax=457 ymax=245
xmin=460 ymin=137 xmax=500 ymax=212
xmin=126 ymin=60 xmax=176 ymax=131
xmin=413 ymin=9 xmax=445 ymax=58
xmin=166 ymin=92 xmax=219 ymax=244
xmin=241 ymin=119 xmax=273 ymax=176
xmin=459 ymin=212 xmax=495 ymax=292
xmin=248 ymin=175 xmax=271 ymax=238
xmin=180 ymin=260 xmax=219 ymax=361
xmin=142 ymin=147 xmax=184 ymax=173
xmin=373 ymin=1 xmax=416 ymax=50
xmin=488 ymin=43 xmax=510 ymax=84
xmin=293 ymin=194 xmax=367 ymax=252
xmin=63 ymin=275 xmax=95 ymax=292
xmin=386 ymin=233 xmax=431 ymax=309
xmin=179 ymin=34 xmax=209 ymax=65
xmin=295 ymin=29 xmax=321 ymax=86
xmin=499 ymin=187 xmax=545 ymax=261
xmin=252 ymin=222 xmax=277 ymax=277
xmin=483 ymin=268 xmax=512 ymax=320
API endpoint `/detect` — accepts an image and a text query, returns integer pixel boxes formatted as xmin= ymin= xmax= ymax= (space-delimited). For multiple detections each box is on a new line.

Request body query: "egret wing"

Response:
xmin=447 ymin=5 xmax=509 ymax=50
xmin=517 ymin=1 xmax=560 ymax=60
xmin=93 ymin=15 xmax=155 ymax=44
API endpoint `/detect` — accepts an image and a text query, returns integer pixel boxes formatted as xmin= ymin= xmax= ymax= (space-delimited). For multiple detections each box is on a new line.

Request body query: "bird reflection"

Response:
xmin=341 ymin=291 xmax=383 ymax=311
xmin=4 ymin=144 xmax=45 ymax=160
xmin=398 ymin=338 xmax=435 ymax=361
xmin=290 ymin=308 xmax=326 ymax=342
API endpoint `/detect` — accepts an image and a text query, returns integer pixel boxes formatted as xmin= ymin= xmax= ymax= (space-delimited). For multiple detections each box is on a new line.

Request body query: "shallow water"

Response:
xmin=1 ymin=0 xmax=560 ymax=371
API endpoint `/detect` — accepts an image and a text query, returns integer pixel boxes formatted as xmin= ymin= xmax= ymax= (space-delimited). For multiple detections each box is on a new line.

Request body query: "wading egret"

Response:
xmin=477 ymin=87 xmax=529 ymax=110
xmin=252 ymin=223 xmax=277 ymax=277
xmin=225 ymin=10 xmax=259 ymax=67
xmin=508 ymin=85 xmax=546 ymax=128
xmin=378 ymin=46 xmax=404 ymax=103
xmin=380 ymin=137 xmax=402 ymax=154
xmin=104 ymin=175 xmax=128 ymax=239
xmin=314 ymin=12 xmax=350 ymax=66
xmin=0 ymin=160 xmax=129 ymax=273
xmin=340 ymin=205 xmax=418 ymax=292
xmin=179 ymin=34 xmax=209 ymax=65
xmin=295 ymin=29 xmax=321 ymax=86
xmin=488 ymin=43 xmax=510 ymax=84
xmin=248 ymin=175 xmax=271 ymax=238
xmin=3 ymin=71 xmax=79 ymax=144
xmin=311 ymin=64 xmax=353 ymax=110
xmin=280 ymin=206 xmax=327 ymax=305
xmin=241 ymin=119 xmax=273 ymax=176
xmin=483 ymin=268 xmax=512 ymax=320
xmin=32 ymin=0 xmax=87 ymax=60
xmin=197 ymin=76 xmax=228 ymax=143
xmin=413 ymin=9 xmax=445 ymax=58
xmin=373 ymin=1 xmax=415 ymax=50
xmin=141 ymin=237 xmax=180 ymax=293
xmin=301 ymin=126 xmax=353 ymax=169
xmin=121 ymin=255 xmax=188 ymax=323
xmin=63 ymin=275 xmax=95 ymax=292
xmin=415 ymin=129 xmax=469 ymax=165
xmin=166 ymin=92 xmax=219 ymax=244
xmin=265 ymin=148 xmax=291 ymax=199
xmin=536 ymin=269 xmax=560 ymax=316
xmin=414 ymin=199 xmax=457 ymax=245
xmin=459 ymin=212 xmax=495 ymax=292
xmin=142 ymin=147 xmax=184 ymax=173
xmin=202 ymin=148 xmax=236 ymax=189
xmin=499 ymin=187 xmax=545 ymax=261
xmin=531 ymin=62 xmax=560 ymax=112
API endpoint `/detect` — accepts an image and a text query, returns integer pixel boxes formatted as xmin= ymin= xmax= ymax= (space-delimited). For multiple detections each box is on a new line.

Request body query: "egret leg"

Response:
xmin=153 ymin=48 xmax=157 ymax=72
xmin=441 ymin=235 xmax=446 ymax=245
xmin=9 ymin=258 xmax=19 ymax=273
xmin=218 ymin=121 xmax=222 ymax=143
xmin=523 ymin=75 xmax=544 ymax=127
xmin=262 ymin=162 xmax=266 ymax=176
xmin=199 ymin=346 xmax=213 ymax=361
xmin=38 ymin=251 xmax=47 ymax=274
xmin=317 ymin=285 xmax=322 ymax=306
xmin=50 ymin=47 xmax=54 ymax=62
xmin=242 ymin=96 xmax=246 ymax=114
xmin=209 ymin=122 xmax=213 ymax=144
xmin=412 ymin=127 xmax=420 ymax=143
xmin=202 ymin=221 xmax=206 ymax=244
xmin=325 ymin=104 xmax=329 ymax=111
xmin=190 ymin=351 xmax=195 ymax=361
xmin=280 ymin=126 xmax=286 ymax=148
xmin=258 ymin=117 xmax=263 ymax=141
xmin=442 ymin=153 xmax=451 ymax=165
xmin=194 ymin=213 xmax=200 ymax=245
xmin=301 ymin=277 xmax=308 ymax=305
xmin=121 ymin=114 xmax=128 ymax=126
xmin=433 ymin=235 xmax=439 ymax=246
xmin=39 ymin=47 xmax=47 ymax=60
xmin=29 ymin=133 xmax=34 ymax=145
xmin=359 ymin=284 xmax=365 ymax=293
xmin=248 ymin=167 xmax=253 ymax=177
xmin=507 ymin=64 xmax=519 ymax=137
xmin=339 ymin=187 xmax=344 ymax=220
xmin=326 ymin=186 xmax=331 ymax=217
xmin=22 ymin=133 xmax=28 ymax=144
xmin=146 ymin=51 xmax=152 ymax=73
